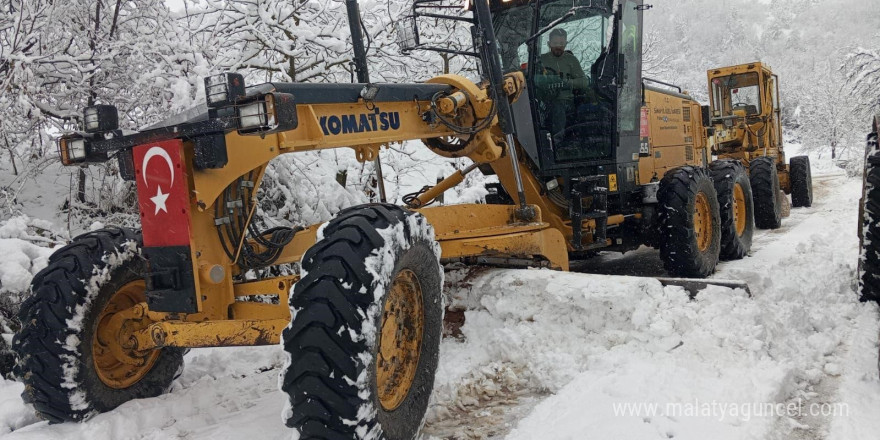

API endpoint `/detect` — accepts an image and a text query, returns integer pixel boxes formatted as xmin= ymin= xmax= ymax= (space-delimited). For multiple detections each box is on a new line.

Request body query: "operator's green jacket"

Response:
xmin=539 ymin=51 xmax=589 ymax=101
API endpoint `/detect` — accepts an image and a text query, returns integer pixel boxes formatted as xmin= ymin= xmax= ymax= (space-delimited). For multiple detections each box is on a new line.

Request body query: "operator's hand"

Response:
xmin=534 ymin=74 xmax=568 ymax=91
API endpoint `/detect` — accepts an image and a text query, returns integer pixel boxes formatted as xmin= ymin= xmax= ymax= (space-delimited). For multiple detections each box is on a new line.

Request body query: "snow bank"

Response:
xmin=0 ymin=215 xmax=58 ymax=334
xmin=429 ymin=269 xmax=790 ymax=438
xmin=0 ymin=239 xmax=51 ymax=300
xmin=501 ymin=171 xmax=868 ymax=439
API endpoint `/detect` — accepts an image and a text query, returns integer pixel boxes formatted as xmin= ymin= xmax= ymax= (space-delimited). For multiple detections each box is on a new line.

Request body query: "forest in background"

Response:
xmin=0 ymin=0 xmax=878 ymax=234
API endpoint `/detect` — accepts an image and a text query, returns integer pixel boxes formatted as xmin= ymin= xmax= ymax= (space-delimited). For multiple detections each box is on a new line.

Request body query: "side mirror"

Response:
xmin=701 ymin=105 xmax=711 ymax=128
xmin=394 ymin=16 xmax=419 ymax=53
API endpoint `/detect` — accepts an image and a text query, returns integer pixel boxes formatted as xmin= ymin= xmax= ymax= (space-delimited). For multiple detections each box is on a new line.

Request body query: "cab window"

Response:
xmin=711 ymin=73 xmax=762 ymax=117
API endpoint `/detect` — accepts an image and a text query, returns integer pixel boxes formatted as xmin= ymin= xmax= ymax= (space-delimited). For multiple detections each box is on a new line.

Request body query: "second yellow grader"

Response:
xmin=706 ymin=62 xmax=813 ymax=232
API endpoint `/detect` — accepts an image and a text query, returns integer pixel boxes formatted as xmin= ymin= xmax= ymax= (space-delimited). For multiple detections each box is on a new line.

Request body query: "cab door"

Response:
xmin=615 ymin=0 xmax=644 ymax=191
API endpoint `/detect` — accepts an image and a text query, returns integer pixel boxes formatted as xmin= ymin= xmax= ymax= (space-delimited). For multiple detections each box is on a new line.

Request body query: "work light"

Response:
xmin=205 ymin=73 xmax=246 ymax=108
xmin=236 ymin=92 xmax=298 ymax=136
xmin=394 ymin=17 xmax=419 ymax=53
xmin=58 ymin=136 xmax=89 ymax=165
xmin=83 ymin=105 xmax=119 ymax=133
xmin=238 ymin=100 xmax=268 ymax=131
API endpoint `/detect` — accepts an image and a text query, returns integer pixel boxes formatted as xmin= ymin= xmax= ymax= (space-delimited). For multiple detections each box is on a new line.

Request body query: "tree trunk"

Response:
xmin=4 ymin=137 xmax=17 ymax=176
xmin=77 ymin=169 xmax=87 ymax=203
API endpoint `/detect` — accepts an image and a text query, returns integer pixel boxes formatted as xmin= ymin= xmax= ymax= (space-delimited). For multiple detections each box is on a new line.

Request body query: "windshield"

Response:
xmin=711 ymin=72 xmax=762 ymax=117
xmin=494 ymin=2 xmax=612 ymax=75
xmin=494 ymin=0 xmax=615 ymax=162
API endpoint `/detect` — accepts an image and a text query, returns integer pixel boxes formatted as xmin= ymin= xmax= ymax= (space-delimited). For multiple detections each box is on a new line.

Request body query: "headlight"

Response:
xmin=68 ymin=139 xmax=87 ymax=159
xmin=83 ymin=105 xmax=118 ymax=133
xmin=58 ymin=137 xmax=89 ymax=165
xmin=238 ymin=101 xmax=268 ymax=130
xmin=205 ymin=73 xmax=246 ymax=108
xmin=236 ymin=93 xmax=298 ymax=136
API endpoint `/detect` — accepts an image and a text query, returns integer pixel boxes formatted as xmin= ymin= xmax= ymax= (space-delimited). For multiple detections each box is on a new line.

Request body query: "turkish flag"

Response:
xmin=133 ymin=140 xmax=192 ymax=247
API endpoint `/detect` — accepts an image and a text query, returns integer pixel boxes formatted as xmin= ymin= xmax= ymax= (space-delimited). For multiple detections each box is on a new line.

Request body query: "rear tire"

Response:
xmin=658 ymin=167 xmax=721 ymax=278
xmin=790 ymin=156 xmax=813 ymax=207
xmin=750 ymin=156 xmax=782 ymax=229
xmin=710 ymin=160 xmax=754 ymax=260
xmin=12 ymin=228 xmax=184 ymax=423
xmin=280 ymin=204 xmax=443 ymax=440
xmin=859 ymin=127 xmax=880 ymax=302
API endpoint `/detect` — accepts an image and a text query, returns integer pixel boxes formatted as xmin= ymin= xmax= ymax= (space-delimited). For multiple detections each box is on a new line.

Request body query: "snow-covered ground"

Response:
xmin=2 ymin=159 xmax=879 ymax=440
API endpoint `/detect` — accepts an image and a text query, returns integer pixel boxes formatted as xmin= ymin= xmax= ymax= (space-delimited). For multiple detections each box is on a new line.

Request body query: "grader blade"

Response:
xmin=655 ymin=277 xmax=751 ymax=297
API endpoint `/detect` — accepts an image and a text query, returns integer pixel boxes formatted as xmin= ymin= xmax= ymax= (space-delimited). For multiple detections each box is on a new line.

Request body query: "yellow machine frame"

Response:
xmin=707 ymin=62 xmax=790 ymax=191
xmin=112 ymin=72 xmax=575 ymax=352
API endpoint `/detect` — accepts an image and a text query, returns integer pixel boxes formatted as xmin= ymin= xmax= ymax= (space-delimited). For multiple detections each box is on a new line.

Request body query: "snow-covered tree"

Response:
xmin=845 ymin=46 xmax=880 ymax=115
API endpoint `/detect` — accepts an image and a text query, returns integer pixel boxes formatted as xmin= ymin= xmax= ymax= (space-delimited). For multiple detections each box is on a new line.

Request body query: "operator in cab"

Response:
xmin=535 ymin=28 xmax=590 ymax=140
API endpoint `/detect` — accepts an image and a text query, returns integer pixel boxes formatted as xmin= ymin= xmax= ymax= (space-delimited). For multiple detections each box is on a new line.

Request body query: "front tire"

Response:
xmin=658 ymin=167 xmax=722 ymax=278
xmin=750 ymin=156 xmax=783 ymax=229
xmin=710 ymin=160 xmax=754 ymax=260
xmin=859 ymin=128 xmax=880 ymax=302
xmin=280 ymin=204 xmax=443 ymax=440
xmin=790 ymin=155 xmax=813 ymax=207
xmin=12 ymin=228 xmax=184 ymax=423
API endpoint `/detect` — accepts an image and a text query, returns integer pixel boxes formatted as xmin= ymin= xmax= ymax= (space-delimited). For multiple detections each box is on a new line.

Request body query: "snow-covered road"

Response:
xmin=2 ymin=169 xmax=878 ymax=440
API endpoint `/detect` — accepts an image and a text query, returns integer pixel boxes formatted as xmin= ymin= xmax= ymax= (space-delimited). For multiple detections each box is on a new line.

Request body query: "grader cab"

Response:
xmin=707 ymin=62 xmax=813 ymax=229
xmin=14 ymin=0 xmax=751 ymax=438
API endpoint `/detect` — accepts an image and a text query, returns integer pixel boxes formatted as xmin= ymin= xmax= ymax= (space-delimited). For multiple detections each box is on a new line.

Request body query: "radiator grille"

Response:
xmin=683 ymin=106 xmax=691 ymax=122
xmin=686 ymin=145 xmax=694 ymax=161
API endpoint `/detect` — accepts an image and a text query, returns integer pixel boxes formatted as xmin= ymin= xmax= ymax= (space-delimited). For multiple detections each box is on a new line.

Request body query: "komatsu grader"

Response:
xmin=706 ymin=62 xmax=813 ymax=234
xmin=13 ymin=0 xmax=752 ymax=438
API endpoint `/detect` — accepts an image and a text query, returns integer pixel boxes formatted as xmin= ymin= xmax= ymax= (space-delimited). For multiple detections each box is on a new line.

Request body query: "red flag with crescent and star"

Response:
xmin=133 ymin=139 xmax=192 ymax=247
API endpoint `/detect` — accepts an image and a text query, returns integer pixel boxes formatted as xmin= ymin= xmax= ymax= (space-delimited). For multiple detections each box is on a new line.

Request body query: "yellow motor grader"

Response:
xmin=706 ymin=62 xmax=813 ymax=231
xmin=14 ymin=0 xmax=750 ymax=438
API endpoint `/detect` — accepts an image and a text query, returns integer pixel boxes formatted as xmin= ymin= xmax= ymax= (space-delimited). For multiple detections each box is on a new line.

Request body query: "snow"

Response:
xmin=2 ymin=165 xmax=879 ymax=440
xmin=0 ymin=239 xmax=51 ymax=296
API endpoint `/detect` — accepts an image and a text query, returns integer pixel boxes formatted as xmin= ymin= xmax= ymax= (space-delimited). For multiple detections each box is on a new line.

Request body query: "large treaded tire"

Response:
xmin=750 ymin=156 xmax=782 ymax=229
xmin=280 ymin=204 xmax=443 ymax=440
xmin=859 ymin=126 xmax=880 ymax=302
xmin=658 ymin=166 xmax=721 ymax=278
xmin=790 ymin=156 xmax=813 ymax=208
xmin=12 ymin=228 xmax=184 ymax=423
xmin=0 ymin=336 xmax=13 ymax=379
xmin=710 ymin=159 xmax=754 ymax=260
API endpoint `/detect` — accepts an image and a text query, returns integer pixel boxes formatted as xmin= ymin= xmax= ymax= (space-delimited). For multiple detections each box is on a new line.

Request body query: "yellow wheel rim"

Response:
xmin=733 ymin=183 xmax=747 ymax=236
xmin=92 ymin=280 xmax=159 ymax=389
xmin=694 ymin=192 xmax=713 ymax=252
xmin=376 ymin=269 xmax=424 ymax=411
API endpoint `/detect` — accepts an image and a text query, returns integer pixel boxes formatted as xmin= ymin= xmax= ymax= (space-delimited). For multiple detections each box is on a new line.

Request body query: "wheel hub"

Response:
xmin=93 ymin=280 xmax=160 ymax=389
xmin=733 ymin=183 xmax=747 ymax=236
xmin=376 ymin=269 xmax=424 ymax=411
xmin=694 ymin=192 xmax=713 ymax=252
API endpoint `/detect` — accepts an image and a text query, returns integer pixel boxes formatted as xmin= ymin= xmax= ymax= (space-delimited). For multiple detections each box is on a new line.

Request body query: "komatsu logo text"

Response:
xmin=320 ymin=108 xmax=401 ymax=136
